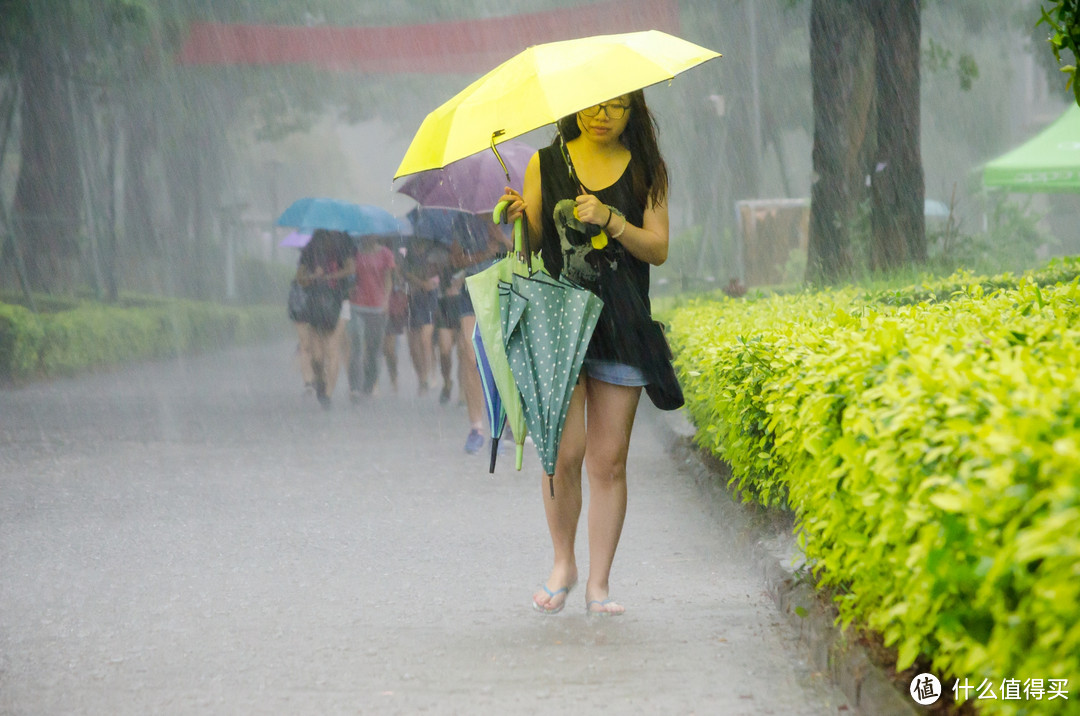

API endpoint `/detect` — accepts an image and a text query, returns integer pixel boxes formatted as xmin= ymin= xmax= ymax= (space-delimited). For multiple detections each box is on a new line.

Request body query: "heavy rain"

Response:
xmin=1 ymin=1 xmax=1078 ymax=714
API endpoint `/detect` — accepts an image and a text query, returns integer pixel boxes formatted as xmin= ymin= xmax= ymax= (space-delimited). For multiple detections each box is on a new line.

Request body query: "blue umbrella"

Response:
xmin=277 ymin=197 xmax=400 ymax=235
xmin=406 ymin=206 xmax=460 ymax=246
xmin=472 ymin=323 xmax=507 ymax=473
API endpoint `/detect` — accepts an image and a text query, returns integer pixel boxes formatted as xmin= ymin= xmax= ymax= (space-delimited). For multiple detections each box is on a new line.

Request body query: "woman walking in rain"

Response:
xmin=346 ymin=234 xmax=396 ymax=401
xmin=500 ymin=90 xmax=669 ymax=616
xmin=294 ymin=229 xmax=356 ymax=409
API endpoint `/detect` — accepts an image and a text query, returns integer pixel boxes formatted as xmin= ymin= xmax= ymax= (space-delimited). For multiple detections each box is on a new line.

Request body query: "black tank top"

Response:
xmin=538 ymin=143 xmax=652 ymax=366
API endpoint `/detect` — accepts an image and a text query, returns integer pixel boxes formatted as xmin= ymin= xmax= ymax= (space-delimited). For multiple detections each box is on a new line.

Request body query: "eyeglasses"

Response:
xmin=580 ymin=102 xmax=630 ymax=120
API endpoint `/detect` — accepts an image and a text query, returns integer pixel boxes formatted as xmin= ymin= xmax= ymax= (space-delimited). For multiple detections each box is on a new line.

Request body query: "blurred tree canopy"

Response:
xmin=0 ymin=0 xmax=1065 ymax=299
xmin=804 ymin=0 xmax=1043 ymax=283
xmin=0 ymin=0 xmax=594 ymax=298
xmin=1038 ymin=0 xmax=1080 ymax=104
xmin=0 ymin=0 xmax=155 ymax=295
xmin=805 ymin=0 xmax=924 ymax=283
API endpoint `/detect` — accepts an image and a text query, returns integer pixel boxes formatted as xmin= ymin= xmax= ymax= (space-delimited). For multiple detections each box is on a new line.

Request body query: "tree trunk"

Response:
xmin=12 ymin=38 xmax=83 ymax=292
xmin=868 ymin=0 xmax=925 ymax=271
xmin=806 ymin=0 xmax=875 ymax=284
xmin=103 ymin=104 xmax=120 ymax=302
xmin=121 ymin=107 xmax=160 ymax=256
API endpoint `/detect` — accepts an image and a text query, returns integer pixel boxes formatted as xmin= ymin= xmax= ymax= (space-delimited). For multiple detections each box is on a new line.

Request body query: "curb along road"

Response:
xmin=651 ymin=407 xmax=921 ymax=716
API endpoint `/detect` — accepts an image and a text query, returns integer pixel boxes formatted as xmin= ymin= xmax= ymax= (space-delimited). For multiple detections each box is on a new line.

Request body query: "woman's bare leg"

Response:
xmin=322 ymin=317 xmax=346 ymax=398
xmin=533 ymin=381 xmax=587 ymax=611
xmin=457 ymin=315 xmax=485 ymax=430
xmin=294 ymin=322 xmax=315 ymax=388
xmin=383 ymin=333 xmax=398 ymax=392
xmin=437 ymin=325 xmax=455 ymax=402
xmin=583 ymin=379 xmax=641 ymax=614
xmin=408 ymin=324 xmax=433 ymax=394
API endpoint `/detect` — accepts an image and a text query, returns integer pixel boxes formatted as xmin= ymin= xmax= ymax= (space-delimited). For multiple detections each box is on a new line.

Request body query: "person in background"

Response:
xmin=346 ymin=235 xmax=396 ymax=402
xmin=294 ymin=229 xmax=356 ymax=409
xmin=383 ymin=260 xmax=409 ymax=394
xmin=434 ymin=264 xmax=466 ymax=406
xmin=451 ymin=213 xmax=513 ymax=455
xmin=500 ymin=91 xmax=670 ymax=615
xmin=291 ymin=324 xmax=317 ymax=397
xmin=402 ymin=241 xmax=442 ymax=396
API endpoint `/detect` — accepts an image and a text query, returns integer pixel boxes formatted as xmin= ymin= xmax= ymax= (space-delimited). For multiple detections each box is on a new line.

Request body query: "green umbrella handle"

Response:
xmin=492 ymin=200 xmax=525 ymax=255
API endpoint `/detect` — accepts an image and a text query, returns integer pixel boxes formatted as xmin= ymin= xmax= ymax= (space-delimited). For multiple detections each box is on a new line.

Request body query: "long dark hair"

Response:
xmin=554 ymin=89 xmax=668 ymax=209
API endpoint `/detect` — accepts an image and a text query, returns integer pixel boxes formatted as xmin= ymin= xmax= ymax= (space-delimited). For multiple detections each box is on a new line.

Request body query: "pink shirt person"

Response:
xmin=350 ymin=240 xmax=396 ymax=310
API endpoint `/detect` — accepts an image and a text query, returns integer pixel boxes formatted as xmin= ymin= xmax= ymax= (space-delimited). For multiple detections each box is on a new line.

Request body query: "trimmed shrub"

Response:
xmin=0 ymin=296 xmax=282 ymax=382
xmin=667 ymin=262 xmax=1080 ymax=715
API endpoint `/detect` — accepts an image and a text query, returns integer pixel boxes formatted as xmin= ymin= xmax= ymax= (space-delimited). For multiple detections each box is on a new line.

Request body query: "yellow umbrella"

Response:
xmin=394 ymin=30 xmax=721 ymax=179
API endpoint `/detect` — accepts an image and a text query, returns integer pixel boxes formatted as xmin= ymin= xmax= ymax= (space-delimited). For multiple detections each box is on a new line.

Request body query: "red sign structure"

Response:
xmin=177 ymin=0 xmax=680 ymax=73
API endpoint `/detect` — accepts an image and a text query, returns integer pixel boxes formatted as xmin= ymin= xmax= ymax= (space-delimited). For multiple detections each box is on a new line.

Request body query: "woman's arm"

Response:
xmin=334 ymin=256 xmax=357 ymax=281
xmin=311 ymin=258 xmax=355 ymax=283
xmin=295 ymin=262 xmax=316 ymax=286
xmin=574 ymin=192 xmax=669 ymax=266
xmin=609 ymin=198 xmax=669 ymax=266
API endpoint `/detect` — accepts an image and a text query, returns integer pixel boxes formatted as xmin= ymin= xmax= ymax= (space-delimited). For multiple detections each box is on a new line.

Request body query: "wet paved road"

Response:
xmin=0 ymin=337 xmax=852 ymax=715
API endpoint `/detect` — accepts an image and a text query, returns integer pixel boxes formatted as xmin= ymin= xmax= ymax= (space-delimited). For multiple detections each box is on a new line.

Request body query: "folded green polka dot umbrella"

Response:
xmin=501 ymin=267 xmax=603 ymax=498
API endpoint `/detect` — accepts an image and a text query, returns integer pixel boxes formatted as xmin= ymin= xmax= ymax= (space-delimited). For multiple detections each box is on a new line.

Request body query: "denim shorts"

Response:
xmin=435 ymin=294 xmax=462 ymax=330
xmin=408 ymin=289 xmax=437 ymax=330
xmin=583 ymin=359 xmax=648 ymax=387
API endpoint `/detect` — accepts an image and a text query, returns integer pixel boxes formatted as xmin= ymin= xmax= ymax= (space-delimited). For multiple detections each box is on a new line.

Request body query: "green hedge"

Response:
xmin=666 ymin=261 xmax=1080 ymax=715
xmin=0 ymin=296 xmax=283 ymax=382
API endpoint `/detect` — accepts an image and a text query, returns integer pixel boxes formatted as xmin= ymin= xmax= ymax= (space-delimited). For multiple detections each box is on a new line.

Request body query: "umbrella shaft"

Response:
xmin=490 ymin=131 xmax=512 ymax=184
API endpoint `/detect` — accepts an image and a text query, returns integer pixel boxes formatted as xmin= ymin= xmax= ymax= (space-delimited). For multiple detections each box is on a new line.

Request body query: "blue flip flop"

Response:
xmin=532 ymin=581 xmax=576 ymax=615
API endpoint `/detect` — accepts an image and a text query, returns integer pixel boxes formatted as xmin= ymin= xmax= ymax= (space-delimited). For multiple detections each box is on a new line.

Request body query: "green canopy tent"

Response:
xmin=982 ymin=104 xmax=1080 ymax=193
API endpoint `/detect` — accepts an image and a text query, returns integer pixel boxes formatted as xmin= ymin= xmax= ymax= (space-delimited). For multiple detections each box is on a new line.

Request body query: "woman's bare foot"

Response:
xmin=585 ymin=584 xmax=625 ymax=616
xmin=585 ymin=598 xmax=625 ymax=616
xmin=531 ymin=566 xmax=578 ymax=614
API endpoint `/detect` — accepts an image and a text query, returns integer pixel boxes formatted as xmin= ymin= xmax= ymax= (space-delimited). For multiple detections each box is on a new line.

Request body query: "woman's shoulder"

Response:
xmin=537 ymin=144 xmax=558 ymax=165
xmin=537 ymin=144 xmax=569 ymax=185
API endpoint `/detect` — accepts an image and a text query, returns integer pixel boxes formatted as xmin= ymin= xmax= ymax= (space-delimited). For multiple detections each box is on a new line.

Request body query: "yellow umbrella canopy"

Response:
xmin=394 ymin=30 xmax=721 ymax=178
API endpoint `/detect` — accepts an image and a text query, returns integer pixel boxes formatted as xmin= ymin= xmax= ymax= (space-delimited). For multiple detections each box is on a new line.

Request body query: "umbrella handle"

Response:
xmin=492 ymin=199 xmax=509 ymax=225
xmin=490 ymin=131 xmax=512 ymax=184
xmin=493 ymin=200 xmax=526 ymax=257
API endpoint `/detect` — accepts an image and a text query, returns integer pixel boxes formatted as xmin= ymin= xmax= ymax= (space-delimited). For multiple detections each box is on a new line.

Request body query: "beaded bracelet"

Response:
xmin=611 ymin=214 xmax=627 ymax=239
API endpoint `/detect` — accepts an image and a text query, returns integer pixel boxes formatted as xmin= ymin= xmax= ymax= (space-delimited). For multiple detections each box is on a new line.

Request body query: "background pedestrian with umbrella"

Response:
xmin=278 ymin=197 xmax=398 ymax=408
xmin=280 ymin=229 xmax=316 ymax=392
xmin=290 ymin=228 xmax=355 ymax=409
xmin=346 ymin=232 xmax=398 ymax=403
xmin=398 ymin=144 xmax=530 ymax=455
xmin=401 ymin=207 xmax=455 ymax=397
xmin=395 ymin=31 xmax=720 ymax=616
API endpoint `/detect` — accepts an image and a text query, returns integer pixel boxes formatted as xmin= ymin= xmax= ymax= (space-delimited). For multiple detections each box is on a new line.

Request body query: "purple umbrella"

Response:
xmin=396 ymin=140 xmax=535 ymax=214
xmin=278 ymin=230 xmax=311 ymax=248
